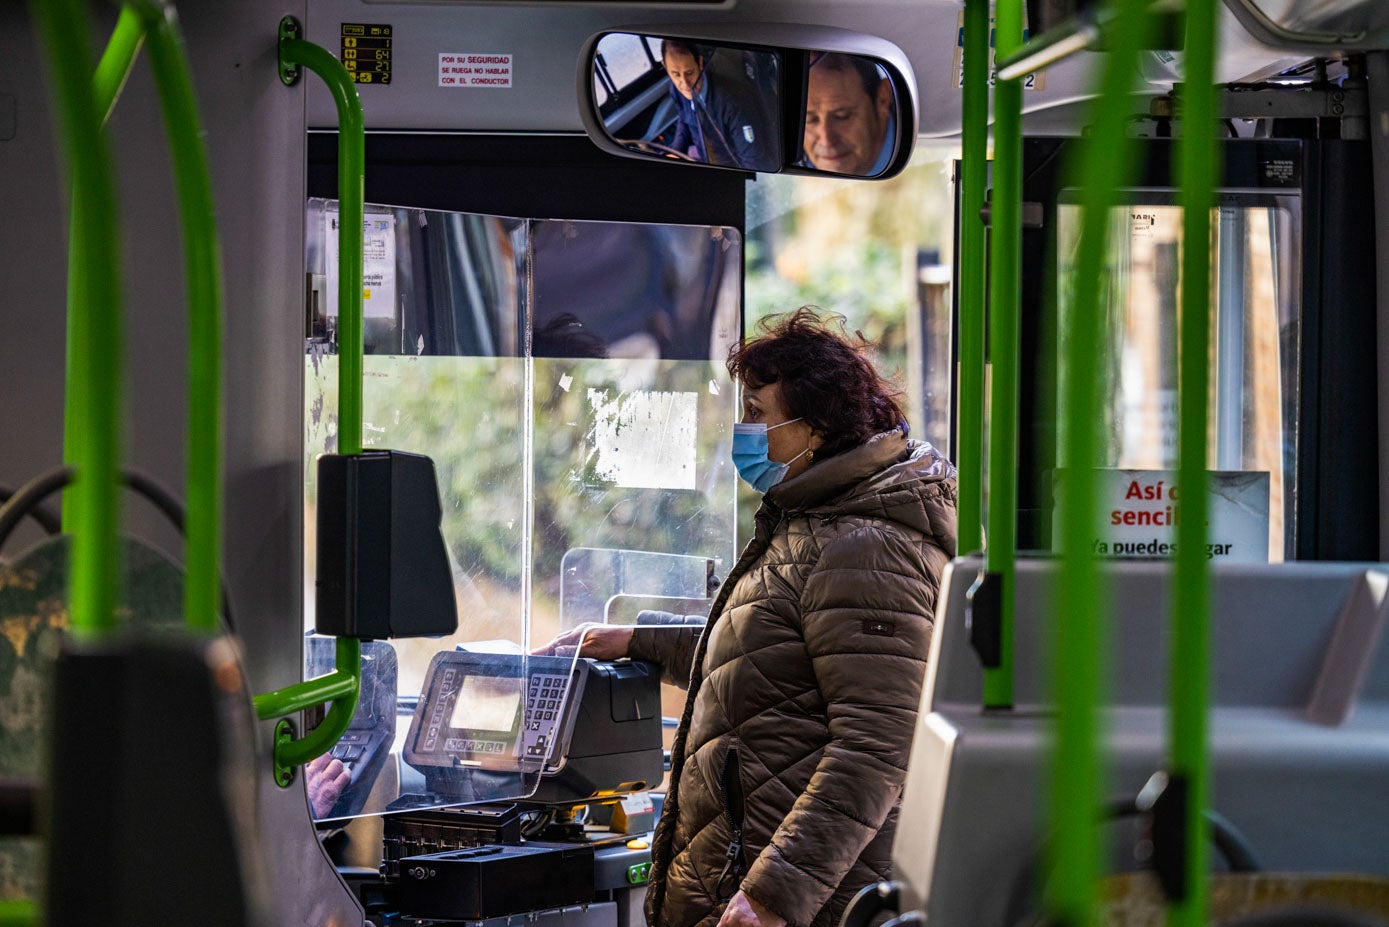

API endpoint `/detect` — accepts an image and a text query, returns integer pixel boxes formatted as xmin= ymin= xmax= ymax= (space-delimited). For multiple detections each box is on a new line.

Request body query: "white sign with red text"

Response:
xmin=438 ymin=53 xmax=513 ymax=88
xmin=1054 ymin=469 xmax=1270 ymax=563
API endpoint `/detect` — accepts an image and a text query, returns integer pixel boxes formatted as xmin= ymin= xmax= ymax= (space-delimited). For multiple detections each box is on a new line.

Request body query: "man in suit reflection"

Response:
xmin=661 ymin=39 xmax=766 ymax=170
xmin=801 ymin=53 xmax=896 ymax=177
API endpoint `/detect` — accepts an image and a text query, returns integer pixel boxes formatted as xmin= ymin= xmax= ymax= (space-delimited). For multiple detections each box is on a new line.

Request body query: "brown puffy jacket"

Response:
xmin=630 ymin=430 xmax=957 ymax=927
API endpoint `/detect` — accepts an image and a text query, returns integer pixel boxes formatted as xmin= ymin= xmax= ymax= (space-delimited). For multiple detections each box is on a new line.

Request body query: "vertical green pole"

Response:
xmin=957 ymin=0 xmax=989 ymax=559
xmin=1047 ymin=1 xmax=1152 ymax=924
xmin=281 ymin=35 xmax=365 ymax=456
xmin=984 ymin=0 xmax=1023 ymax=710
xmin=1171 ymin=0 xmax=1218 ymax=924
xmin=256 ymin=26 xmax=364 ymax=771
xmin=32 ymin=0 xmax=123 ymax=638
xmin=61 ymin=9 xmax=145 ymax=536
xmin=139 ymin=7 xmax=226 ymax=635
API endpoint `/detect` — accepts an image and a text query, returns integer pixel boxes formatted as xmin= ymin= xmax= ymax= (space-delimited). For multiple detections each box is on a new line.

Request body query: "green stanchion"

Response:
xmin=984 ymin=0 xmax=1024 ymax=711
xmin=32 ymin=0 xmax=123 ymax=639
xmin=250 ymin=20 xmax=366 ymax=774
xmin=61 ymin=10 xmax=144 ymax=540
xmin=136 ymin=5 xmax=227 ymax=635
xmin=1046 ymin=0 xmax=1154 ymax=923
xmin=1170 ymin=0 xmax=1220 ymax=923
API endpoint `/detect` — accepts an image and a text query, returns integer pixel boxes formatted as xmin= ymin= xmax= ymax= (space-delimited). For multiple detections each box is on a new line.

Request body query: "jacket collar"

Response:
xmin=765 ymin=429 xmax=911 ymax=512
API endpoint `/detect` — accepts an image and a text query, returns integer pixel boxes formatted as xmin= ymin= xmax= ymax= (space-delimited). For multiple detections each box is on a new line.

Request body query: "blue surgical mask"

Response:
xmin=732 ymin=418 xmax=809 ymax=492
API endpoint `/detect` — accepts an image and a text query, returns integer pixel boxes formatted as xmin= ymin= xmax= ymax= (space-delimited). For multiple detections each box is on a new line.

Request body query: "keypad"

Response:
xmin=522 ymin=673 xmax=569 ymax=758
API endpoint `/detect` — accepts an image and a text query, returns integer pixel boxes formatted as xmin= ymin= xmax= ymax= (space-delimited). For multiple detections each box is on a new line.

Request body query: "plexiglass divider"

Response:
xmin=560 ymin=547 xmax=719 ymax=631
xmin=303 ymin=199 xmax=738 ymax=820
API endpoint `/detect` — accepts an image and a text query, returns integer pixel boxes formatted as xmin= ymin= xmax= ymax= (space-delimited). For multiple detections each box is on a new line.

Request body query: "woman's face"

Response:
xmin=739 ymin=380 xmax=822 ymax=481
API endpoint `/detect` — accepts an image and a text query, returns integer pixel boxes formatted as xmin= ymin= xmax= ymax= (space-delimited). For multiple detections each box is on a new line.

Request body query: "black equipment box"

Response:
xmin=382 ymin=804 xmax=523 ymax=879
xmin=315 ymin=449 xmax=458 ymax=639
xmin=398 ymin=841 xmax=594 ymax=920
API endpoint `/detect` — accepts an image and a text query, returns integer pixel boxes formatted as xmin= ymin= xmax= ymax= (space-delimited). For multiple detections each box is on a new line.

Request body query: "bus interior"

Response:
xmin=3 ymin=1 xmax=1389 ymax=926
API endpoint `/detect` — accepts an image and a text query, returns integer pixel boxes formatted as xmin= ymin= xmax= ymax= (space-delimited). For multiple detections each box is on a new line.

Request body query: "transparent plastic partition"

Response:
xmin=303 ymin=199 xmax=739 ymax=819
xmin=560 ymin=548 xmax=718 ymax=630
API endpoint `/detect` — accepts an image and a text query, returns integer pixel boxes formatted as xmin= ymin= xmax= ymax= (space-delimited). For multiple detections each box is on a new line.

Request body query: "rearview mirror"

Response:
xmin=579 ymin=28 xmax=917 ymax=180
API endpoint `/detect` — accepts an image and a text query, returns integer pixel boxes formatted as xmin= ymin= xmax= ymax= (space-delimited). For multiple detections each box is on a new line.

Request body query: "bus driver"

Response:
xmin=801 ymin=53 xmax=896 ymax=177
xmin=661 ymin=39 xmax=767 ymax=170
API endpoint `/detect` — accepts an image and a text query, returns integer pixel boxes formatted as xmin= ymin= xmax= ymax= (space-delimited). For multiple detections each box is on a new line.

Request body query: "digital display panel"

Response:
xmin=449 ymin=674 xmax=523 ymax=733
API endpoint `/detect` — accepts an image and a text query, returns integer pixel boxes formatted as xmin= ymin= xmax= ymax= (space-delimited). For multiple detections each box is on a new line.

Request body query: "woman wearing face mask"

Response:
xmin=537 ymin=308 xmax=957 ymax=927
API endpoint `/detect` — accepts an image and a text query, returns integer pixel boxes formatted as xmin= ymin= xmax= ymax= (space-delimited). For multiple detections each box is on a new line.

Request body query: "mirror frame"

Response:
xmin=577 ymin=23 xmax=919 ymax=180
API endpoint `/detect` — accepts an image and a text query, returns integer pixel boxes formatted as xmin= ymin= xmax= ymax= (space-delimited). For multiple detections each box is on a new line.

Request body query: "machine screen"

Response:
xmin=405 ymin=652 xmax=584 ymax=775
xmin=451 ymin=675 xmax=523 ymax=732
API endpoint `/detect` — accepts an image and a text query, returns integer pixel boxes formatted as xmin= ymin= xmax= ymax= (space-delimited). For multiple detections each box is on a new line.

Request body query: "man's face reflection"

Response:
xmin=664 ymin=49 xmax=705 ymax=101
xmin=803 ymin=62 xmax=893 ymax=176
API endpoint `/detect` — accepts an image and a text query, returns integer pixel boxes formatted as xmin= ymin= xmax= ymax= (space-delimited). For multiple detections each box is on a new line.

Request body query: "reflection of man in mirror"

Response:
xmin=801 ymin=53 xmax=896 ymax=176
xmin=661 ymin=39 xmax=765 ymax=169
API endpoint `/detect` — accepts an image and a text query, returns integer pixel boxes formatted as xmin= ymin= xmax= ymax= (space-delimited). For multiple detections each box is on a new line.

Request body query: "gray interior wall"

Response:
xmin=298 ymin=0 xmax=1291 ymax=139
xmin=0 ymin=5 xmax=359 ymax=923
xmin=0 ymin=8 xmax=70 ymax=559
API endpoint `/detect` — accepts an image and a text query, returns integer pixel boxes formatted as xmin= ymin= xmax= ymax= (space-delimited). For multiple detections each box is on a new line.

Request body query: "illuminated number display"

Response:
xmin=341 ymin=23 xmax=392 ymax=85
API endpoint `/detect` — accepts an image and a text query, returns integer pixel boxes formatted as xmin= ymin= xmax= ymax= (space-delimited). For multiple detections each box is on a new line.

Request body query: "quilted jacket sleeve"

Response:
xmin=737 ymin=524 xmax=938 ymax=927
xmin=629 ymin=612 xmax=706 ymax=690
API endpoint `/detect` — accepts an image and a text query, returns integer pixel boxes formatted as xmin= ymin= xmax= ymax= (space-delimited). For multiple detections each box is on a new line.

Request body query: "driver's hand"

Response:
xmin=306 ymin=752 xmax=352 ymax=818
xmin=531 ymin=623 xmax=634 ymax=660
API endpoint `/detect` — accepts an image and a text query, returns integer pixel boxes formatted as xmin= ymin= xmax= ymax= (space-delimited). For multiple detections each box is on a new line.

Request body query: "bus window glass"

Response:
xmin=1056 ymin=196 xmax=1301 ymax=561
xmin=597 ymin=33 xmax=660 ymax=98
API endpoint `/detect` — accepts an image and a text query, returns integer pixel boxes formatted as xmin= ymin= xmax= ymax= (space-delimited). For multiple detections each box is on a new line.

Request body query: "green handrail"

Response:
xmin=251 ymin=22 xmax=365 ymax=773
xmin=984 ymin=0 xmax=1024 ymax=710
xmin=94 ymin=7 xmax=146 ymax=124
xmin=1046 ymin=0 xmax=1153 ymax=923
xmin=255 ymin=637 xmax=361 ymax=768
xmin=33 ymin=0 xmax=123 ymax=639
xmin=957 ymin=0 xmax=989 ymax=558
xmin=282 ymin=29 xmax=365 ymax=456
xmin=1171 ymin=0 xmax=1219 ymax=923
xmin=62 ymin=6 xmax=144 ymax=535
xmin=129 ymin=3 xmax=226 ymax=636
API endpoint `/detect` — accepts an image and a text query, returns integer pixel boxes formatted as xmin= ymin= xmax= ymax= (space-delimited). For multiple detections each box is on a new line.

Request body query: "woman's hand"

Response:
xmin=531 ymin=622 xmax=634 ymax=661
xmin=718 ymin=891 xmax=786 ymax=927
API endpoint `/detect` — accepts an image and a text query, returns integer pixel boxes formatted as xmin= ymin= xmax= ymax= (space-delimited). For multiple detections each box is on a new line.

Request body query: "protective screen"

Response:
xmin=302 ymin=199 xmax=739 ymax=819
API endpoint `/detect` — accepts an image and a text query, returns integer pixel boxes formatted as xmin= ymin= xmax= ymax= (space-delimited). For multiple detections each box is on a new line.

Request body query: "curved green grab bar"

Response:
xmin=61 ymin=7 xmax=143 ymax=528
xmin=1171 ymin=0 xmax=1220 ymax=924
xmin=957 ymin=0 xmax=988 ymax=559
xmin=281 ymin=33 xmax=365 ymax=456
xmin=1045 ymin=0 xmax=1154 ymax=923
xmin=31 ymin=0 xmax=124 ymax=639
xmin=62 ymin=7 xmax=146 ymax=536
xmin=984 ymin=0 xmax=1024 ymax=711
xmin=253 ymin=27 xmax=366 ymax=772
xmin=254 ymin=637 xmax=361 ymax=768
xmin=133 ymin=5 xmax=227 ymax=636
xmin=94 ymin=7 xmax=146 ymax=125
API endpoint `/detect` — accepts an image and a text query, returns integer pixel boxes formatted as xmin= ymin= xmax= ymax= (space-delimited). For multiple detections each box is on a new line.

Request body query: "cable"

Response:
xmin=0 ymin=464 xmax=236 ymax=632
xmin=0 ymin=485 xmax=61 ymax=537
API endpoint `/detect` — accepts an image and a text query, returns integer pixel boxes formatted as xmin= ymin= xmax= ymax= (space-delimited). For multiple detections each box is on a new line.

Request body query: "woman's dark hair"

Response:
xmin=727 ymin=307 xmax=906 ymax=461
